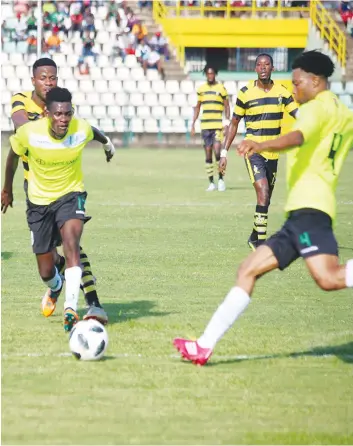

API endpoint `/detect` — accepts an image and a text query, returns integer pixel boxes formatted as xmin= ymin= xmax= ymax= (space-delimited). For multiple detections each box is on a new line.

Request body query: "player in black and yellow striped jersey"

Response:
xmin=10 ymin=58 xmax=107 ymax=325
xmin=192 ymin=65 xmax=230 ymax=192
xmin=220 ymin=54 xmax=298 ymax=250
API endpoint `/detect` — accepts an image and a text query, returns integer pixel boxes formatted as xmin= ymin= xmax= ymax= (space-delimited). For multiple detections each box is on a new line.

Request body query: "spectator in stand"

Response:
xmin=26 ymin=10 xmax=37 ymax=32
xmin=135 ymin=38 xmax=151 ymax=65
xmin=340 ymin=1 xmax=353 ymax=28
xmin=132 ymin=20 xmax=148 ymax=45
xmin=81 ymin=29 xmax=98 ymax=63
xmin=42 ymin=11 xmax=52 ymax=32
xmin=26 ymin=31 xmax=37 ymax=59
xmin=105 ymin=0 xmax=119 ymax=22
xmin=43 ymin=0 xmax=57 ymax=15
xmin=149 ymin=31 xmax=169 ymax=60
xmin=14 ymin=0 xmax=29 ymax=16
xmin=13 ymin=14 xmax=27 ymax=45
xmin=126 ymin=7 xmax=138 ymax=31
xmin=46 ymin=26 xmax=61 ymax=53
xmin=82 ymin=8 xmax=97 ymax=38
xmin=111 ymin=32 xmax=127 ymax=63
xmin=71 ymin=7 xmax=84 ymax=37
xmin=49 ymin=7 xmax=69 ymax=38
xmin=145 ymin=46 xmax=165 ymax=79
xmin=138 ymin=0 xmax=152 ymax=7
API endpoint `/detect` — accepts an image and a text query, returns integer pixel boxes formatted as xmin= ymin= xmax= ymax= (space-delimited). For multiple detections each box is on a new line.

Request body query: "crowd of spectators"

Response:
xmin=1 ymin=0 xmax=170 ymax=76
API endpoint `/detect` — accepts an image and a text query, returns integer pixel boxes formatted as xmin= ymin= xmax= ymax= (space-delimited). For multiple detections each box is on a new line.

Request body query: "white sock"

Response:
xmin=345 ymin=259 xmax=353 ymax=288
xmin=64 ymin=266 xmax=82 ymax=311
xmin=44 ymin=267 xmax=62 ymax=292
xmin=198 ymin=286 xmax=251 ymax=350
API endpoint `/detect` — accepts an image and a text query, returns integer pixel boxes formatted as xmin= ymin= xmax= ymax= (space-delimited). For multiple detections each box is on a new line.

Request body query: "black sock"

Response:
xmin=55 ymin=255 xmax=66 ymax=275
xmin=253 ymin=205 xmax=269 ymax=242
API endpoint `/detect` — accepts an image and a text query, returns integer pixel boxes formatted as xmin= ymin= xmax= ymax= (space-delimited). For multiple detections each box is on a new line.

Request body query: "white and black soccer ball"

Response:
xmin=69 ymin=319 xmax=108 ymax=361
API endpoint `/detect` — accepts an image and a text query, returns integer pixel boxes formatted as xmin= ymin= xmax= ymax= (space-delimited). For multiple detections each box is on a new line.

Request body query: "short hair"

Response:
xmin=203 ymin=64 xmax=218 ymax=75
xmin=255 ymin=53 xmax=274 ymax=66
xmin=292 ymin=50 xmax=335 ymax=78
xmin=33 ymin=58 xmax=57 ymax=76
xmin=45 ymin=87 xmax=72 ymax=109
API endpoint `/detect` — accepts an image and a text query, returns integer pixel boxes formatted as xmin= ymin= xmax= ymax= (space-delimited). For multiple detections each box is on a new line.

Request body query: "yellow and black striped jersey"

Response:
xmin=197 ymin=82 xmax=228 ymax=130
xmin=233 ymin=81 xmax=298 ymax=160
xmin=11 ymin=91 xmax=44 ymax=180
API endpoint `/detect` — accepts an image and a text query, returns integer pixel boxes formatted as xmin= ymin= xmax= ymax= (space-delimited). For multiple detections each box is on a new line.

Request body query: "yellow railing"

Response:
xmin=153 ymin=0 xmax=346 ymax=69
xmin=153 ymin=0 xmax=310 ymax=20
xmin=310 ymin=0 xmax=346 ymax=68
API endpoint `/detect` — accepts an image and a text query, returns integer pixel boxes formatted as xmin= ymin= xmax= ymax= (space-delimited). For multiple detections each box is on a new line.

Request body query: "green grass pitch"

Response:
xmin=2 ymin=146 xmax=353 ymax=445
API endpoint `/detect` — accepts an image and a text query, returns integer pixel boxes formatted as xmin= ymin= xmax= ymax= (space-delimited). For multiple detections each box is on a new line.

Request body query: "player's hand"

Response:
xmin=219 ymin=157 xmax=227 ymax=173
xmin=191 ymin=125 xmax=195 ymax=137
xmin=1 ymin=189 xmax=13 ymax=214
xmin=103 ymin=136 xmax=115 ymax=163
xmin=237 ymin=140 xmax=260 ymax=158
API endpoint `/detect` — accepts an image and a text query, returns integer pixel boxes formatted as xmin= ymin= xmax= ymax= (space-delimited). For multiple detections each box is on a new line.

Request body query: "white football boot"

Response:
xmin=206 ymin=183 xmax=217 ymax=192
xmin=218 ymin=179 xmax=226 ymax=192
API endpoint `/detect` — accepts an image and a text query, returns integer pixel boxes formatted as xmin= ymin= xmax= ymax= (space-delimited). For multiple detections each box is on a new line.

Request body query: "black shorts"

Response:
xmin=26 ymin=191 xmax=91 ymax=255
xmin=265 ymin=208 xmax=338 ymax=271
xmin=201 ymin=129 xmax=223 ymax=148
xmin=245 ymin=153 xmax=278 ymax=186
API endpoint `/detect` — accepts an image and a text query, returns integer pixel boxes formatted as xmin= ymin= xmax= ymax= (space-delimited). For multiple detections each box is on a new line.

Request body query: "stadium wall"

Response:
xmin=159 ymin=18 xmax=309 ymax=49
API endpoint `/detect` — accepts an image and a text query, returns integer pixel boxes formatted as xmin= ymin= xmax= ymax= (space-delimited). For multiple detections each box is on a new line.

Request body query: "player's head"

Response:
xmin=255 ymin=53 xmax=274 ymax=82
xmin=291 ymin=50 xmax=335 ymax=104
xmin=203 ymin=64 xmax=218 ymax=84
xmin=32 ymin=58 xmax=58 ymax=102
xmin=45 ymin=87 xmax=73 ymax=138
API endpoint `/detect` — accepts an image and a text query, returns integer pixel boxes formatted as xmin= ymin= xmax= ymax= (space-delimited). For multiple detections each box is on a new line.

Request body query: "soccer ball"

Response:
xmin=69 ymin=319 xmax=108 ymax=361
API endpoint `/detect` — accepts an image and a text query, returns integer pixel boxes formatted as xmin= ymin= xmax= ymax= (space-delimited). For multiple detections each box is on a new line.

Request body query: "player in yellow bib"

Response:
xmin=2 ymin=88 xmax=116 ymax=332
xmin=192 ymin=65 xmax=230 ymax=192
xmin=174 ymin=50 xmax=353 ymax=366
xmin=10 ymin=58 xmax=107 ymax=325
xmin=220 ymin=54 xmax=298 ymax=250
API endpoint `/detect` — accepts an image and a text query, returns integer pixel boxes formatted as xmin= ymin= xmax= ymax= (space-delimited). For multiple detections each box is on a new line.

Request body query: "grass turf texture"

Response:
xmin=2 ymin=147 xmax=353 ymax=445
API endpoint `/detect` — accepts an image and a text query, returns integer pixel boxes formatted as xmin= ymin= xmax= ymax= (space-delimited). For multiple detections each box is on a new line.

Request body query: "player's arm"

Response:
xmin=283 ymin=93 xmax=298 ymax=119
xmin=191 ymin=101 xmax=201 ymax=137
xmin=222 ymin=86 xmax=230 ymax=124
xmin=1 ymin=148 xmax=20 ymax=214
xmin=91 ymin=126 xmax=116 ymax=162
xmin=238 ymin=101 xmax=322 ymax=157
xmin=11 ymin=95 xmax=31 ymax=130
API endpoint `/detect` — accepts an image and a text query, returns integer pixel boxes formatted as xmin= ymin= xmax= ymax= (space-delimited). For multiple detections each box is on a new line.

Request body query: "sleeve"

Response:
xmin=197 ymin=87 xmax=202 ymax=103
xmin=9 ymin=126 xmax=27 ymax=156
xmin=85 ymin=120 xmax=94 ymax=143
xmin=221 ymin=85 xmax=228 ymax=100
xmin=233 ymin=88 xmax=247 ymax=120
xmin=292 ymin=101 xmax=324 ymax=142
xmin=283 ymin=90 xmax=298 ymax=118
xmin=11 ymin=93 xmax=26 ymax=116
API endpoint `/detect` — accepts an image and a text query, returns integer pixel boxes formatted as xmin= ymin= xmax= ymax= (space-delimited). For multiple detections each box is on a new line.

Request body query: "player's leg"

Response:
xmin=266 ymin=158 xmax=278 ymax=205
xmin=292 ymin=209 xmax=353 ymax=291
xmin=59 ymin=218 xmax=83 ymax=332
xmin=213 ymin=130 xmax=226 ymax=192
xmin=202 ymin=130 xmax=216 ymax=191
xmin=174 ymin=223 xmax=299 ymax=365
xmin=56 ymin=192 xmax=108 ymax=329
xmin=26 ymin=198 xmax=65 ymax=317
xmin=245 ymin=153 xmax=270 ymax=250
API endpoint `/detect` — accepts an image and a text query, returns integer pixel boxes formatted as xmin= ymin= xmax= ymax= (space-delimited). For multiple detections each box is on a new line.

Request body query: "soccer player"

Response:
xmin=219 ymin=54 xmax=298 ymax=250
xmin=2 ymin=87 xmax=116 ymax=332
xmin=11 ymin=57 xmax=107 ymax=324
xmin=191 ymin=65 xmax=230 ymax=192
xmin=174 ymin=50 xmax=353 ymax=366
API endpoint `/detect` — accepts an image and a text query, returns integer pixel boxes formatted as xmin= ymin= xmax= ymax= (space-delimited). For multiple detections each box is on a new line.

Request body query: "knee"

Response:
xmin=237 ymin=260 xmax=256 ymax=282
xmin=38 ymin=265 xmax=55 ymax=281
xmin=311 ymin=271 xmax=338 ymax=291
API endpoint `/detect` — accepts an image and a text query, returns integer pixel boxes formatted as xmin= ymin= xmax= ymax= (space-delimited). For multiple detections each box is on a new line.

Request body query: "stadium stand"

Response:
xmin=1 ymin=0 xmax=353 ymax=139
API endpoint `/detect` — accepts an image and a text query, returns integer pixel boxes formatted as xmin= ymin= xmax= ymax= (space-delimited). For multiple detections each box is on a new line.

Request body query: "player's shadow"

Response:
xmin=227 ymin=186 xmax=253 ymax=191
xmin=1 ymin=251 xmax=13 ymax=261
xmin=98 ymin=300 xmax=171 ymax=325
xmin=210 ymin=341 xmax=353 ymax=366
